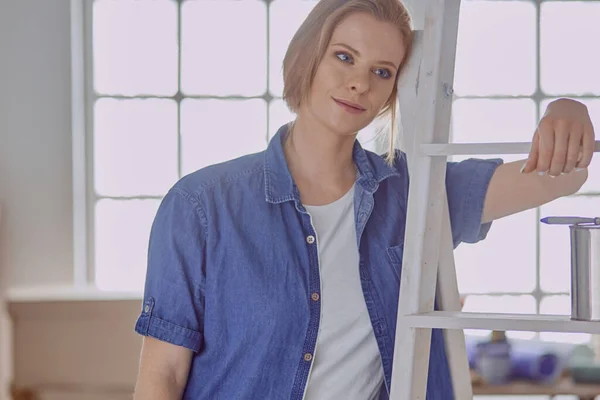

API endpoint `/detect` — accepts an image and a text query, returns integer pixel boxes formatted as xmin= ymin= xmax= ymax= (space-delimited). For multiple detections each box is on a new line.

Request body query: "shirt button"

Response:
xmin=144 ymin=305 xmax=150 ymax=313
xmin=311 ymin=293 xmax=320 ymax=301
xmin=304 ymin=353 xmax=313 ymax=362
xmin=306 ymin=235 xmax=315 ymax=244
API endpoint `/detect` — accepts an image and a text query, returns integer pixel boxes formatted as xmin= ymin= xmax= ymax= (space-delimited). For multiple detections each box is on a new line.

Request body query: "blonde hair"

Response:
xmin=282 ymin=0 xmax=414 ymax=164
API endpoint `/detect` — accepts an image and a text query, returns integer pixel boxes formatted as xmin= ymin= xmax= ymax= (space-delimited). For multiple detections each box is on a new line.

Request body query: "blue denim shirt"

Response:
xmin=135 ymin=124 xmax=503 ymax=399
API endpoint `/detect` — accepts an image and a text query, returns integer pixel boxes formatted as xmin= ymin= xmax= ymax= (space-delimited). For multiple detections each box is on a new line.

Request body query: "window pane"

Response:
xmin=94 ymin=98 xmax=178 ymax=197
xmin=540 ymin=98 xmax=600 ymax=193
xmin=181 ymin=99 xmax=267 ymax=174
xmin=93 ymin=0 xmax=178 ymax=96
xmin=540 ymin=196 xmax=600 ymax=293
xmin=540 ymin=295 xmax=591 ymax=344
xmin=455 ymin=209 xmax=537 ymax=294
xmin=541 ymin=2 xmax=600 ymax=96
xmin=454 ymin=1 xmax=536 ymax=96
xmin=462 ymin=295 xmax=536 ymax=339
xmin=181 ymin=0 xmax=267 ymax=96
xmin=95 ymin=199 xmax=160 ymax=291
xmin=269 ymin=0 xmax=319 ymax=97
xmin=269 ymin=99 xmax=295 ymax=139
xmin=451 ymin=99 xmax=537 ymax=143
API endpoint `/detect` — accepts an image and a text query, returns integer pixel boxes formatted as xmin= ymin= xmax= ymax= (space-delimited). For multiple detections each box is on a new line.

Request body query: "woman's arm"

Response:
xmin=132 ymin=188 xmax=207 ymax=399
xmin=133 ymin=337 xmax=193 ymax=400
xmin=481 ymin=98 xmax=595 ymax=223
xmin=481 ymin=159 xmax=587 ymax=223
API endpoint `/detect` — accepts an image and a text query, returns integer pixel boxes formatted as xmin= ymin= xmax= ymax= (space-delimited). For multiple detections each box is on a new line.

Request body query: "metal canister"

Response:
xmin=570 ymin=224 xmax=600 ymax=321
xmin=541 ymin=216 xmax=600 ymax=321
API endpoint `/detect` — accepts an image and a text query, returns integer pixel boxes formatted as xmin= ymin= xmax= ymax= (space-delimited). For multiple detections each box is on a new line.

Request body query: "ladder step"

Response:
xmin=403 ymin=311 xmax=600 ymax=333
xmin=421 ymin=141 xmax=600 ymax=156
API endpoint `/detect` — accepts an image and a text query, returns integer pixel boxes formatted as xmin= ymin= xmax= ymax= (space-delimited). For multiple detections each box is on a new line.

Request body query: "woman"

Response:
xmin=133 ymin=0 xmax=595 ymax=399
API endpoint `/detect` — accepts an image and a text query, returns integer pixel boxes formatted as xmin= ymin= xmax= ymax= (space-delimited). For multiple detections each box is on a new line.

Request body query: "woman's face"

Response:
xmin=300 ymin=12 xmax=406 ymax=137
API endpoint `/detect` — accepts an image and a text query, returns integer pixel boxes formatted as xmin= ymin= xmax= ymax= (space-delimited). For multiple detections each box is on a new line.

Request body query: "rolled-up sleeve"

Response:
xmin=446 ymin=158 xmax=503 ymax=247
xmin=134 ymin=187 xmax=207 ymax=353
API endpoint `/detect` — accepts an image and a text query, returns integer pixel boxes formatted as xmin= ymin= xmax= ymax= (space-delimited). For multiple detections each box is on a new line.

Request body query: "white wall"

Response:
xmin=0 ymin=0 xmax=75 ymax=288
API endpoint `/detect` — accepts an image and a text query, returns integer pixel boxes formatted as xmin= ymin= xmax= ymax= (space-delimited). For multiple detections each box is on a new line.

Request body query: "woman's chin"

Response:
xmin=330 ymin=120 xmax=372 ymax=137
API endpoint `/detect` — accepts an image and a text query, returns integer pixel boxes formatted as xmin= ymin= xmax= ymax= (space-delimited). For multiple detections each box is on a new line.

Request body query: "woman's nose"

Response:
xmin=348 ymin=71 xmax=370 ymax=94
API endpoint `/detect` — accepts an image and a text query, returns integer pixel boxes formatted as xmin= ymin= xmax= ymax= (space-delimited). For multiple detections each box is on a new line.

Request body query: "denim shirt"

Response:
xmin=135 ymin=124 xmax=503 ymax=399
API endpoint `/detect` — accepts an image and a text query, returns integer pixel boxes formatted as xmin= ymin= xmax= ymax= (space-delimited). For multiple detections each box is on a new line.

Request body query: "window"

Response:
xmin=86 ymin=0 xmax=381 ymax=291
xmin=451 ymin=0 xmax=600 ymax=344
xmin=85 ymin=0 xmax=600 ymax=347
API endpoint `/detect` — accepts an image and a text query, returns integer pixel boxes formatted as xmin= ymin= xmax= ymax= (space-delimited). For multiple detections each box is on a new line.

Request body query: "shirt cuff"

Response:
xmin=134 ymin=297 xmax=203 ymax=353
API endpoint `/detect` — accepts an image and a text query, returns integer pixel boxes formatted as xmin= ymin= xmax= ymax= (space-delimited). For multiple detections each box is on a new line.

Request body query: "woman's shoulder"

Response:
xmin=171 ymin=150 xmax=267 ymax=200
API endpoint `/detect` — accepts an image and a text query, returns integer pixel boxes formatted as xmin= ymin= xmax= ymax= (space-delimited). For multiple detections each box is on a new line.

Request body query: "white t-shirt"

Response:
xmin=302 ymin=185 xmax=385 ymax=400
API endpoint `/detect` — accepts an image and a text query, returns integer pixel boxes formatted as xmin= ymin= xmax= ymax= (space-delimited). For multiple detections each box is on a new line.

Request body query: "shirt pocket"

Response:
xmin=386 ymin=243 xmax=404 ymax=283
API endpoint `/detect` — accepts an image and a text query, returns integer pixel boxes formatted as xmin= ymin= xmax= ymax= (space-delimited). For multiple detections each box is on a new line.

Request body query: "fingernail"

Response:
xmin=520 ymin=164 xmax=526 ymax=173
xmin=538 ymin=171 xmax=545 ymax=176
xmin=575 ymin=167 xmax=585 ymax=172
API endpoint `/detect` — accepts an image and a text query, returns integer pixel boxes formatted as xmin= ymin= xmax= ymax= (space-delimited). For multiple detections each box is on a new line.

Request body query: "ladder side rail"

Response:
xmin=437 ymin=195 xmax=473 ymax=400
xmin=390 ymin=0 xmax=462 ymax=398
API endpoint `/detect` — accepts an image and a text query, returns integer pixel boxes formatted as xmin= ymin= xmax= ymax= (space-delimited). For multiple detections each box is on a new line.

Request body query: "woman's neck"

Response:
xmin=283 ymin=117 xmax=357 ymax=206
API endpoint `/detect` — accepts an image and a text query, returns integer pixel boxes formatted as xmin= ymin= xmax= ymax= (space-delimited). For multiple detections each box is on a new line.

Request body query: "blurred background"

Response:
xmin=1 ymin=0 xmax=600 ymax=399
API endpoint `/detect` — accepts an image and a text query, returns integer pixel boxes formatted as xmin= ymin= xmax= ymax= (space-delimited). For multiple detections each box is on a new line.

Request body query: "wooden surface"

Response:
xmin=473 ymin=377 xmax=600 ymax=397
xmin=9 ymin=300 xmax=142 ymax=394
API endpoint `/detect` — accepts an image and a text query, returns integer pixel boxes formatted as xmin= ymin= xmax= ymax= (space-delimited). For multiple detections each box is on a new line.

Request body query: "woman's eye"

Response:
xmin=375 ymin=68 xmax=392 ymax=79
xmin=335 ymin=52 xmax=353 ymax=63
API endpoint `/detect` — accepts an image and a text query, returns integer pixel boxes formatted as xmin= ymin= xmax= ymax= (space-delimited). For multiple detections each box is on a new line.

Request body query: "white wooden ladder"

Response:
xmin=390 ymin=1 xmax=600 ymax=399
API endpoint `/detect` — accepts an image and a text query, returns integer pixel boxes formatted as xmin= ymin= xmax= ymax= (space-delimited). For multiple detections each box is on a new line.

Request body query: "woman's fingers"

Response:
xmin=536 ymin=119 xmax=555 ymax=175
xmin=564 ymin=127 xmax=583 ymax=174
xmin=548 ymin=121 xmax=571 ymax=176
xmin=577 ymin=123 xmax=596 ymax=170
xmin=522 ymin=131 xmax=539 ymax=174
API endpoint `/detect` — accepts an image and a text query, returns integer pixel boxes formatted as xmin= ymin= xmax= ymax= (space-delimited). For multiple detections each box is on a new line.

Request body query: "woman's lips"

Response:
xmin=333 ymin=97 xmax=366 ymax=114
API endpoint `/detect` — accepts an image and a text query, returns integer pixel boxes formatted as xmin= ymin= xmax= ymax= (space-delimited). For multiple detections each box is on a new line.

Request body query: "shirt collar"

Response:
xmin=264 ymin=123 xmax=401 ymax=204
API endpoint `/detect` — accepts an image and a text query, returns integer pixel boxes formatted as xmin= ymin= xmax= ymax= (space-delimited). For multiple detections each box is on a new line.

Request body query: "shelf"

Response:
xmin=472 ymin=377 xmax=600 ymax=397
xmin=403 ymin=311 xmax=600 ymax=334
xmin=5 ymin=285 xmax=143 ymax=303
xmin=421 ymin=140 xmax=600 ymax=156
